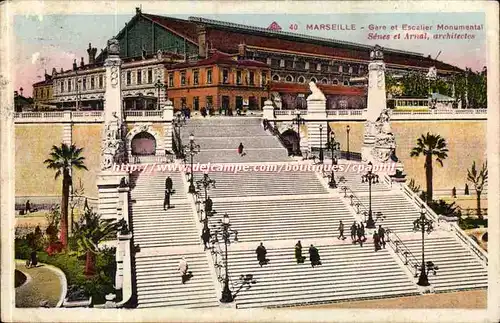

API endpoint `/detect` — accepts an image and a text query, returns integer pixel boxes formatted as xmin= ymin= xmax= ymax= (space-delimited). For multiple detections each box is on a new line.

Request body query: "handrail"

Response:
xmin=340 ymin=186 xmax=369 ymax=217
xmin=385 ymin=228 xmax=420 ymax=277
xmin=400 ymin=183 xmax=488 ymax=267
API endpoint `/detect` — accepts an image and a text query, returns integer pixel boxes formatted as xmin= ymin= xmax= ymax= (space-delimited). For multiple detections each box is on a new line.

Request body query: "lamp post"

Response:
xmin=346 ymin=125 xmax=351 ymax=160
xmin=361 ymin=161 xmax=378 ymax=228
xmin=183 ymin=134 xmax=200 ymax=194
xmin=319 ymin=124 xmax=324 ymax=163
xmin=211 ymin=213 xmax=238 ymax=303
xmin=327 ymin=132 xmax=340 ymax=188
xmin=196 ymin=172 xmax=216 ymax=223
xmin=293 ymin=108 xmax=306 ymax=156
xmin=413 ymin=204 xmax=434 ymax=287
xmin=154 ymin=79 xmax=166 ymax=110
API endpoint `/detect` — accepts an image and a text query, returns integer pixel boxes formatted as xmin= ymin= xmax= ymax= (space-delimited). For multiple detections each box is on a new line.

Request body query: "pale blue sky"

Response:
xmin=14 ymin=12 xmax=485 ymax=96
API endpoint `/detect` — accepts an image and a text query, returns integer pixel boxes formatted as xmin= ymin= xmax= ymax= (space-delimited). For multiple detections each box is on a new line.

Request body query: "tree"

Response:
xmin=73 ymin=209 xmax=124 ymax=276
xmin=44 ymin=143 xmax=88 ymax=249
xmin=410 ymin=133 xmax=449 ymax=203
xmin=467 ymin=161 xmax=488 ymax=219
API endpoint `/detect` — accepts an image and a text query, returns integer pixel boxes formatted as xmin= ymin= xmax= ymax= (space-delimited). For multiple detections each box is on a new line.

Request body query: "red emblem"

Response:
xmin=267 ymin=21 xmax=282 ymax=31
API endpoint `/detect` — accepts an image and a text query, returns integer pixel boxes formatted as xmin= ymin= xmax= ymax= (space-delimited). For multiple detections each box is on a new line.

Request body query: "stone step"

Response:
xmin=134 ymin=252 xmax=219 ymax=308
xmin=192 ymin=149 xmax=291 ymax=164
xmin=221 ymin=244 xmax=419 ymax=308
xmin=193 ymin=136 xmax=284 ymax=150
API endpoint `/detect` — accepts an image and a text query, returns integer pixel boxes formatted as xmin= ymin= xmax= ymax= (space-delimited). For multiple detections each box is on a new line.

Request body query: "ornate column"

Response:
xmin=96 ymin=37 xmax=129 ymax=220
xmin=163 ymin=99 xmax=174 ymax=154
xmin=362 ymin=45 xmax=386 ymax=162
xmin=306 ymin=82 xmax=327 ymax=153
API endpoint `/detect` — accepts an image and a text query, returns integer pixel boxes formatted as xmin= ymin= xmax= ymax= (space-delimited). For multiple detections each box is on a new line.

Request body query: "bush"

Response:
xmin=15 ymin=238 xmax=32 ymax=259
xmin=458 ymin=217 xmax=488 ymax=230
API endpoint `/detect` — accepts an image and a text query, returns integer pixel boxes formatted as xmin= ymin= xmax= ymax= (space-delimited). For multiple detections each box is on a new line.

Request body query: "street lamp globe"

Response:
xmin=347 ymin=125 xmax=350 ymax=132
xmin=222 ymin=213 xmax=230 ymax=225
xmin=189 ymin=134 xmax=194 ymax=141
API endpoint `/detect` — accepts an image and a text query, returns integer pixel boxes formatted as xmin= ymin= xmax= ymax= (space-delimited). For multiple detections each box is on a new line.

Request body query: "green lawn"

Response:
xmin=15 ymin=261 xmax=63 ymax=308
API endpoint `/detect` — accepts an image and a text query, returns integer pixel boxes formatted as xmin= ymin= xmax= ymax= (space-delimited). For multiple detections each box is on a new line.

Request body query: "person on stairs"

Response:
xmin=204 ymin=196 xmax=213 ymax=216
xmin=238 ymin=143 xmax=245 ymax=157
xmin=360 ymin=222 xmax=366 ymax=241
xmin=350 ymin=221 xmax=357 ymax=243
xmin=164 ymin=176 xmax=173 ymax=210
xmin=178 ymin=257 xmax=192 ymax=284
xmin=201 ymin=226 xmax=211 ymax=251
xmin=256 ymin=242 xmax=268 ymax=267
xmin=356 ymin=223 xmax=364 ymax=247
xmin=309 ymin=244 xmax=321 ymax=267
xmin=373 ymin=231 xmax=381 ymax=251
xmin=378 ymin=225 xmax=386 ymax=249
xmin=337 ymin=220 xmax=345 ymax=240
xmin=295 ymin=240 xmax=306 ymax=264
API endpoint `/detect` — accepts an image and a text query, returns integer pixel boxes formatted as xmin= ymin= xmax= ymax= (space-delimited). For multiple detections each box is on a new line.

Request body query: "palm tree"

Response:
xmin=73 ymin=209 xmax=123 ymax=276
xmin=467 ymin=161 xmax=488 ymax=219
xmin=410 ymin=133 xmax=448 ymax=203
xmin=44 ymin=143 xmax=88 ymax=249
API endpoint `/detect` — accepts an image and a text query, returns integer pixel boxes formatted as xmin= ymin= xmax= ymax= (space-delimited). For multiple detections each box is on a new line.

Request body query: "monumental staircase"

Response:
xmin=127 ymin=116 xmax=488 ymax=309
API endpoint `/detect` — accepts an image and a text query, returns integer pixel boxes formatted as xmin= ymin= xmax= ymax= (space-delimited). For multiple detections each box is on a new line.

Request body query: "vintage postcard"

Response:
xmin=1 ymin=1 xmax=499 ymax=322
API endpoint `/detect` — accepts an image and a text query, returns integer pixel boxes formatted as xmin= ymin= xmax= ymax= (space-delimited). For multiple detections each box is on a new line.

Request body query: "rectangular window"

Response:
xmin=266 ymin=57 xmax=272 ymax=65
xmin=261 ymin=71 xmax=267 ymax=86
xmin=207 ymin=69 xmax=212 ymax=84
xmin=181 ymin=72 xmax=186 ymax=86
xmin=99 ymin=75 xmax=103 ymax=88
xmin=249 ymin=71 xmax=255 ymax=85
xmin=82 ymin=78 xmax=87 ymax=90
xmin=317 ymin=63 xmax=321 ymax=71
xmin=193 ymin=96 xmax=199 ymax=110
xmin=60 ymin=81 xmax=64 ymax=93
xmin=91 ymin=77 xmax=95 ymax=89
xmin=137 ymin=70 xmax=142 ymax=84
xmin=148 ymin=69 xmax=153 ymax=83
xmin=279 ymin=59 xmax=285 ymax=67
xmin=338 ymin=65 xmax=343 ymax=73
xmin=222 ymin=70 xmax=229 ymax=84
xmin=305 ymin=62 xmax=310 ymax=70
xmin=285 ymin=60 xmax=293 ymax=69
xmin=168 ymin=74 xmax=174 ymax=87
xmin=236 ymin=71 xmax=242 ymax=84
xmin=206 ymin=96 xmax=213 ymax=107
xmin=126 ymin=71 xmax=131 ymax=85
xmin=68 ymin=80 xmax=72 ymax=92
xmin=348 ymin=66 xmax=353 ymax=74
xmin=193 ymin=70 xmax=199 ymax=85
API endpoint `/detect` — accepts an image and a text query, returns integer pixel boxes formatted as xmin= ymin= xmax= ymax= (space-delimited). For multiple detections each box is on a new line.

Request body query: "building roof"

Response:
xmin=33 ymin=78 xmax=53 ymax=86
xmin=169 ymin=51 xmax=269 ymax=69
xmin=142 ymin=13 xmax=199 ymax=45
xmin=270 ymin=82 xmax=366 ymax=96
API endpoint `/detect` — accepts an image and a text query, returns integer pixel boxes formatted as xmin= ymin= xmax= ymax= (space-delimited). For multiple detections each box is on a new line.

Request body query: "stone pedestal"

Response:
xmin=262 ymin=99 xmax=275 ymax=120
xmin=163 ymin=99 xmax=174 ymax=154
xmin=306 ymin=83 xmax=327 ymax=151
xmin=97 ymin=171 xmax=129 ymax=220
xmin=115 ymin=231 xmax=132 ymax=291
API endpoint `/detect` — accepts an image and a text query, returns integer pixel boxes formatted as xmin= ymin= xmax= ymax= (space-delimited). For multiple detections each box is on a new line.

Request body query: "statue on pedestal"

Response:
xmin=370 ymin=108 xmax=397 ymax=163
xmin=307 ymin=82 xmax=326 ymax=101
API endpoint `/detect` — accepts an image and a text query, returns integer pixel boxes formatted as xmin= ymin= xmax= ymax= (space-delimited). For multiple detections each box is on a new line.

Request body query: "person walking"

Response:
xmin=360 ymin=222 xmax=366 ymax=241
xmin=25 ymin=200 xmax=31 ymax=214
xmin=178 ymin=257 xmax=191 ymax=284
xmin=256 ymin=242 xmax=268 ymax=267
xmin=373 ymin=231 xmax=381 ymax=252
xmin=164 ymin=176 xmax=173 ymax=210
xmin=201 ymin=227 xmax=211 ymax=250
xmin=205 ymin=196 xmax=213 ymax=216
xmin=295 ymin=240 xmax=305 ymax=264
xmin=378 ymin=225 xmax=386 ymax=249
xmin=356 ymin=223 xmax=364 ymax=247
xmin=350 ymin=221 xmax=357 ymax=242
xmin=308 ymin=244 xmax=321 ymax=267
xmin=337 ymin=220 xmax=345 ymax=240
xmin=238 ymin=143 xmax=244 ymax=156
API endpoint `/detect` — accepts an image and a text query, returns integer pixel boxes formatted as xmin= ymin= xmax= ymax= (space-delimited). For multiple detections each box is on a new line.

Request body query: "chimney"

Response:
xmin=44 ymin=69 xmax=49 ymax=80
xmin=197 ymin=25 xmax=207 ymax=58
xmin=87 ymin=43 xmax=97 ymax=65
xmin=20 ymin=87 xmax=24 ymax=96
xmin=80 ymin=57 xmax=84 ymax=67
xmin=135 ymin=7 xmax=141 ymax=15
xmin=238 ymin=43 xmax=246 ymax=58
xmin=52 ymin=67 xmax=56 ymax=75
xmin=72 ymin=59 xmax=77 ymax=71
xmin=60 ymin=67 xmax=64 ymax=73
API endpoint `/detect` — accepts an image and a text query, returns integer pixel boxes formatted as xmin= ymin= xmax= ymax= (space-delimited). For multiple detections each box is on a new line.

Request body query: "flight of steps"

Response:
xmin=209 ymin=197 xmax=353 ymax=242
xmin=193 ymin=149 xmax=290 ymax=164
xmin=226 ymin=244 xmax=420 ymax=308
xmin=336 ymin=169 xmax=392 ymax=193
xmin=129 ymin=170 xmax=219 ymax=308
xmin=135 ymin=251 xmax=219 ymax=308
xmin=357 ymin=194 xmax=423 ymax=232
xmin=401 ymin=236 xmax=488 ymax=292
xmin=193 ymin=171 xmax=327 ymax=199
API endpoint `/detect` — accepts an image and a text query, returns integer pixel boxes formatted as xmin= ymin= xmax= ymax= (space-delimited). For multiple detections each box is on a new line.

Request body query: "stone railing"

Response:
xmin=14 ymin=110 xmax=174 ymax=123
xmin=326 ymin=109 xmax=364 ymax=116
xmin=400 ymin=183 xmax=488 ymax=267
xmin=391 ymin=109 xmax=487 ymax=116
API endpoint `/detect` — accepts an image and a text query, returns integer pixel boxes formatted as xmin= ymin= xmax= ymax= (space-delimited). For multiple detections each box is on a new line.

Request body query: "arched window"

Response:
xmin=321 ymin=78 xmax=328 ymax=84
xmin=297 ymin=76 xmax=306 ymax=83
xmin=285 ymin=75 xmax=294 ymax=82
xmin=272 ymin=74 xmax=280 ymax=81
xmin=343 ymin=80 xmax=349 ymax=86
xmin=332 ymin=79 xmax=339 ymax=85
xmin=310 ymin=77 xmax=317 ymax=83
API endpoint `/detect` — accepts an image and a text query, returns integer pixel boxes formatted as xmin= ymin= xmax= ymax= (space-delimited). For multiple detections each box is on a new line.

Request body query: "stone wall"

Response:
xmin=329 ymin=120 xmax=487 ymax=191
